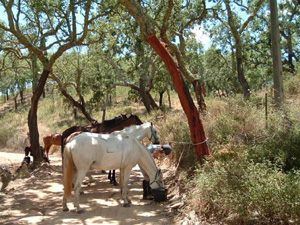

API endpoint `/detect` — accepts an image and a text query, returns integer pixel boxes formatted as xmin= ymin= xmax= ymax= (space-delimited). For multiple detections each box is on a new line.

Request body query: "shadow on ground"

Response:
xmin=0 ymin=156 xmax=173 ymax=225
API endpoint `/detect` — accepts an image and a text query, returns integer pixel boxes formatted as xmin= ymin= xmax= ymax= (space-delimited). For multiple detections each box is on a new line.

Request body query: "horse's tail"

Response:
xmin=61 ymin=135 xmax=65 ymax=159
xmin=63 ymin=146 xmax=75 ymax=199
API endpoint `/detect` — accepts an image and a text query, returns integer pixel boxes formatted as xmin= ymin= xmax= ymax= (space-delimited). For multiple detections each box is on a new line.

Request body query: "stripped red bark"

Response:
xmin=146 ymin=35 xmax=209 ymax=159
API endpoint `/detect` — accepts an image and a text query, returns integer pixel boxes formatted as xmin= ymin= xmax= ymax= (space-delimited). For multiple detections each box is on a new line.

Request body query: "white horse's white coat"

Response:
xmin=62 ymin=124 xmax=164 ymax=213
xmin=112 ymin=122 xmax=159 ymax=144
xmin=85 ymin=122 xmax=159 ymax=182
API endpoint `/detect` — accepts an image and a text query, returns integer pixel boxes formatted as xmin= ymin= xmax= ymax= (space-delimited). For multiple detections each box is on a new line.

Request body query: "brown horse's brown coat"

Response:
xmin=43 ymin=133 xmax=62 ymax=157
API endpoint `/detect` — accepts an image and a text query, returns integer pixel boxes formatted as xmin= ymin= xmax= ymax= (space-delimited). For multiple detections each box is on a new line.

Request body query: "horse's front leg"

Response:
xmin=112 ymin=170 xmax=118 ymax=186
xmin=120 ymin=167 xmax=132 ymax=207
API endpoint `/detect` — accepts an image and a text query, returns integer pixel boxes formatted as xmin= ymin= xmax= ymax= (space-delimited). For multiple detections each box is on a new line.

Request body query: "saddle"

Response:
xmin=105 ymin=134 xmax=130 ymax=153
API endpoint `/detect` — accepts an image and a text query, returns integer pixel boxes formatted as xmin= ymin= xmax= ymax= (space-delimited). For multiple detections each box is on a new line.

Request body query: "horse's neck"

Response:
xmin=137 ymin=141 xmax=157 ymax=181
xmin=124 ymin=124 xmax=149 ymax=141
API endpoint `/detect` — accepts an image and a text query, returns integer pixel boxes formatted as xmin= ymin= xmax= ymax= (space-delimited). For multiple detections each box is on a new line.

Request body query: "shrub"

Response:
xmin=248 ymin=124 xmax=300 ymax=171
xmin=190 ymin=155 xmax=300 ymax=224
xmin=205 ymin=96 xmax=265 ymax=149
xmin=157 ymin=111 xmax=199 ymax=169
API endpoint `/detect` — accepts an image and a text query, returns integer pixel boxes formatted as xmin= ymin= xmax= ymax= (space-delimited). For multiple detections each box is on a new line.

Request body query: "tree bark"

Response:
xmin=139 ymin=78 xmax=152 ymax=113
xmin=28 ymin=69 xmax=50 ymax=164
xmin=147 ymin=36 xmax=210 ymax=159
xmin=31 ymin=54 xmax=39 ymax=93
xmin=236 ymin=45 xmax=251 ymax=98
xmin=159 ymin=90 xmax=165 ymax=107
xmin=60 ymin=88 xmax=95 ymax=122
xmin=270 ymin=0 xmax=284 ymax=107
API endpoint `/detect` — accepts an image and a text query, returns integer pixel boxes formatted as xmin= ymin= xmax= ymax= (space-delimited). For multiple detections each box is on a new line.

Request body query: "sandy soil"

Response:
xmin=0 ymin=151 xmax=179 ymax=225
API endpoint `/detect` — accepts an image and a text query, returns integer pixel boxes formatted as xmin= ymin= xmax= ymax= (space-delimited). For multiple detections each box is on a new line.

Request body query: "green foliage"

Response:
xmin=192 ymin=156 xmax=300 ymax=224
xmin=248 ymin=125 xmax=300 ymax=172
xmin=285 ymin=75 xmax=300 ymax=96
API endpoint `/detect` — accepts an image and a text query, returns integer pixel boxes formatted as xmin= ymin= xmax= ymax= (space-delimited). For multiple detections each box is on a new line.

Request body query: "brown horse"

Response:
xmin=42 ymin=133 xmax=62 ymax=158
xmin=60 ymin=114 xmax=129 ymax=157
xmin=61 ymin=114 xmax=143 ymax=185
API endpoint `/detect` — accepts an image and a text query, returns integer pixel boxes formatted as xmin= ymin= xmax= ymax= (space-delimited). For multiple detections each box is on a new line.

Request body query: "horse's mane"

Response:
xmin=102 ymin=114 xmax=127 ymax=127
xmin=115 ymin=114 xmax=143 ymax=126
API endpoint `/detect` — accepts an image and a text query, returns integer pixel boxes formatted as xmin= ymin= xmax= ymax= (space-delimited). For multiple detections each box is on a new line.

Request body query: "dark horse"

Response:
xmin=61 ymin=114 xmax=143 ymax=185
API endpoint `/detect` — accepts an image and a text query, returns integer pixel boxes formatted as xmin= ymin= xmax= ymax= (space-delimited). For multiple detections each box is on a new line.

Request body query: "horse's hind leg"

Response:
xmin=62 ymin=197 xmax=69 ymax=211
xmin=73 ymin=170 xmax=87 ymax=214
xmin=120 ymin=166 xmax=133 ymax=207
xmin=44 ymin=143 xmax=51 ymax=158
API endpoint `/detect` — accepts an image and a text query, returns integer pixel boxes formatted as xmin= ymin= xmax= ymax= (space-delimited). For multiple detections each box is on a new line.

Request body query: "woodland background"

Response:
xmin=1 ymin=0 xmax=300 ymax=224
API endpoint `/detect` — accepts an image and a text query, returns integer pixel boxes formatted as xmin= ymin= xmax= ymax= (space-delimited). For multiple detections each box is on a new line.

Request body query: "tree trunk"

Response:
xmin=6 ymin=89 xmax=9 ymax=101
xmin=159 ymin=90 xmax=165 ymax=107
xmin=14 ymin=95 xmax=18 ymax=110
xmin=102 ymin=108 xmax=106 ymax=122
xmin=236 ymin=43 xmax=251 ymax=99
xmin=146 ymin=91 xmax=159 ymax=109
xmin=192 ymin=80 xmax=206 ymax=112
xmin=119 ymin=0 xmax=209 ymax=160
xmin=60 ymin=89 xmax=94 ymax=122
xmin=28 ymin=69 xmax=50 ymax=164
xmin=167 ymin=88 xmax=172 ymax=109
xmin=270 ymin=0 xmax=284 ymax=107
xmin=147 ymin=36 xmax=209 ymax=159
xmin=20 ymin=89 xmax=24 ymax=104
xmin=286 ymin=31 xmax=295 ymax=73
xmin=139 ymin=79 xmax=152 ymax=113
xmin=31 ymin=54 xmax=39 ymax=93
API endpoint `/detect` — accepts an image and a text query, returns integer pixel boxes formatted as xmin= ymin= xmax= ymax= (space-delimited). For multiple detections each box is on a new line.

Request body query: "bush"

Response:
xmin=285 ymin=75 xmax=300 ymax=96
xmin=157 ymin=111 xmax=199 ymax=169
xmin=248 ymin=125 xmax=300 ymax=171
xmin=205 ymin=96 xmax=265 ymax=149
xmin=190 ymin=155 xmax=300 ymax=224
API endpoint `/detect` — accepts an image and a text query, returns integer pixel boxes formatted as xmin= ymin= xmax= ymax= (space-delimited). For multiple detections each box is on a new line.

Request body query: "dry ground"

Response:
xmin=0 ymin=150 xmax=181 ymax=225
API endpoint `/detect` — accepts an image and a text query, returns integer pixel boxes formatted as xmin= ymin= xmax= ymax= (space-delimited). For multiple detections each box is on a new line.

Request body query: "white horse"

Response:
xmin=85 ymin=122 xmax=160 ymax=183
xmin=112 ymin=122 xmax=160 ymax=144
xmin=62 ymin=132 xmax=165 ymax=213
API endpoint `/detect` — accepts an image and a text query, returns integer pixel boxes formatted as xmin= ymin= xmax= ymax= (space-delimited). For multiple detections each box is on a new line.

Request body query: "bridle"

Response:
xmin=149 ymin=170 xmax=163 ymax=188
xmin=150 ymin=124 xmax=160 ymax=144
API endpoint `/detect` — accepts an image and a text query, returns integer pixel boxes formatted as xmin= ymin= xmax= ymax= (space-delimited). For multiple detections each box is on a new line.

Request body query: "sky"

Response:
xmin=192 ymin=26 xmax=212 ymax=50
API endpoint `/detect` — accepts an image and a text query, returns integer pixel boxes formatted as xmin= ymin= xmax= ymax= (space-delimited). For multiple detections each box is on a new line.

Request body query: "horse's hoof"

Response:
xmin=113 ymin=181 xmax=118 ymax=186
xmin=63 ymin=207 xmax=69 ymax=212
xmin=123 ymin=203 xmax=131 ymax=207
xmin=77 ymin=209 xmax=85 ymax=214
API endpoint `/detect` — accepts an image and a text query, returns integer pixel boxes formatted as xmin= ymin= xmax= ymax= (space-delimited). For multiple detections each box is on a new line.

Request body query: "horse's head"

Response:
xmin=128 ymin=114 xmax=143 ymax=125
xmin=150 ymin=169 xmax=167 ymax=202
xmin=149 ymin=123 xmax=160 ymax=145
xmin=149 ymin=169 xmax=164 ymax=189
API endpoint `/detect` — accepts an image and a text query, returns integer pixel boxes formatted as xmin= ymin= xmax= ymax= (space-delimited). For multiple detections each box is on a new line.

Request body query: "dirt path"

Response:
xmin=0 ymin=152 xmax=175 ymax=225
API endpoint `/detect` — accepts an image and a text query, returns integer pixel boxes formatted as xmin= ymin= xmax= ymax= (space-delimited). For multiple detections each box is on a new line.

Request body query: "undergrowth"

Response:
xmin=182 ymin=89 xmax=300 ymax=224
